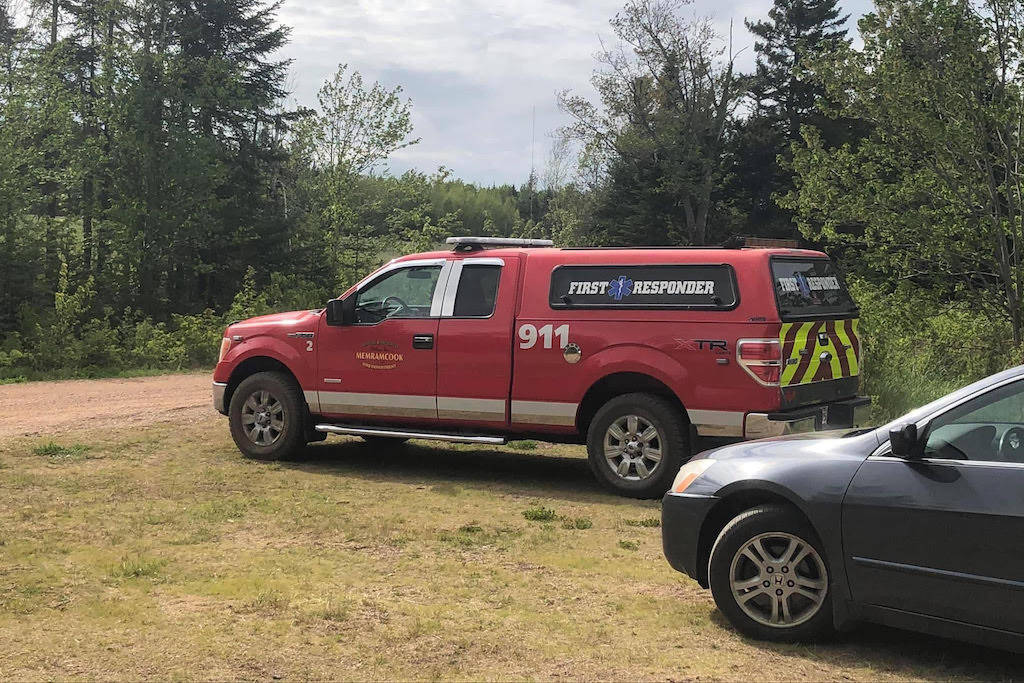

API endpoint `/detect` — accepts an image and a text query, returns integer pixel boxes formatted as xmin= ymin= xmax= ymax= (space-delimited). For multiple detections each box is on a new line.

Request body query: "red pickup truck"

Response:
xmin=213 ymin=237 xmax=869 ymax=498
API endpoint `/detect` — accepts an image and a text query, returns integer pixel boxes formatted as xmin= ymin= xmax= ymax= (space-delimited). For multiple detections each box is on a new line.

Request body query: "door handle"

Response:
xmin=412 ymin=334 xmax=434 ymax=350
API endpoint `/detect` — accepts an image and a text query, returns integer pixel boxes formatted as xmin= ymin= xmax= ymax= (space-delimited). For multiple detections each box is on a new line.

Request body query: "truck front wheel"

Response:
xmin=586 ymin=393 xmax=689 ymax=499
xmin=229 ymin=371 xmax=308 ymax=461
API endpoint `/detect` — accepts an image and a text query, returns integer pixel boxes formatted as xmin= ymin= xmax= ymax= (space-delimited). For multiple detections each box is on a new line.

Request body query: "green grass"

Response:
xmin=522 ymin=505 xmax=558 ymax=522
xmin=624 ymin=517 xmax=661 ymax=528
xmin=561 ymin=517 xmax=593 ymax=530
xmin=0 ymin=417 xmax=1020 ymax=680
xmin=507 ymin=440 xmax=538 ymax=450
xmin=32 ymin=442 xmax=91 ymax=458
xmin=0 ymin=365 xmax=206 ymax=385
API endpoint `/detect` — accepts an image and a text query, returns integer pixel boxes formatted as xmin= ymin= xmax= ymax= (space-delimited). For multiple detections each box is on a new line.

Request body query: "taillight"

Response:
xmin=738 ymin=339 xmax=782 ymax=386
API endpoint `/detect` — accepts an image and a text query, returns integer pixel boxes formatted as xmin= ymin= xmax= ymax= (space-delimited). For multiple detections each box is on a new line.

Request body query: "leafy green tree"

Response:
xmin=785 ymin=0 xmax=1024 ymax=345
xmin=559 ymin=0 xmax=744 ymax=245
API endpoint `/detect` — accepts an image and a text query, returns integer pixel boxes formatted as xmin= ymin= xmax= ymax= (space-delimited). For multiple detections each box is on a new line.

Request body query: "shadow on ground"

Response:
xmin=282 ymin=438 xmax=634 ymax=505
xmin=708 ymin=600 xmax=1024 ymax=677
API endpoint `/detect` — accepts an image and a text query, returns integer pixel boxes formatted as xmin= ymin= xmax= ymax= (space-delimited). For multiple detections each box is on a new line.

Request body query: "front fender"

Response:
xmin=217 ymin=335 xmax=313 ymax=388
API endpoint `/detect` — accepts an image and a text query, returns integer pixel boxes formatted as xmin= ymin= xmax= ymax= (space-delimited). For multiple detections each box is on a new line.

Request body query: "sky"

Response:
xmin=276 ymin=0 xmax=873 ymax=187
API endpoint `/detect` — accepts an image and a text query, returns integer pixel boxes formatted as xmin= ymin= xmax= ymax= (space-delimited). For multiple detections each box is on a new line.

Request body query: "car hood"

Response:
xmin=696 ymin=427 xmax=879 ymax=464
xmin=228 ymin=309 xmax=322 ymax=334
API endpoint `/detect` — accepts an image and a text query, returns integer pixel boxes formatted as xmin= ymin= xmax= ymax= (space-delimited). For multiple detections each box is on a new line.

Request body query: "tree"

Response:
xmin=785 ymin=0 xmax=1024 ymax=345
xmin=559 ymin=0 xmax=745 ymax=245
xmin=723 ymin=0 xmax=850 ymax=239
xmin=746 ymin=0 xmax=848 ymax=141
xmin=292 ymin=64 xmax=420 ymax=288
xmin=301 ymin=63 xmax=418 ymax=175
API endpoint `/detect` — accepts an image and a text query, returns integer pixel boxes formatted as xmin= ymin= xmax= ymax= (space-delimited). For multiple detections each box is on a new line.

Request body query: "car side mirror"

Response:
xmin=326 ymin=297 xmax=356 ymax=326
xmin=889 ymin=423 xmax=921 ymax=458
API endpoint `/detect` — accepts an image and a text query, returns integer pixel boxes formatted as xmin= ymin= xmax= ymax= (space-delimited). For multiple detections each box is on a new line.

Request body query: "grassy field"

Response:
xmin=1 ymin=418 xmax=1022 ymax=681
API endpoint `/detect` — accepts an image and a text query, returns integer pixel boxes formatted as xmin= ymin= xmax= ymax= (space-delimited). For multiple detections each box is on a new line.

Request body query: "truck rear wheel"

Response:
xmin=586 ymin=393 xmax=689 ymax=499
xmin=229 ymin=371 xmax=308 ymax=461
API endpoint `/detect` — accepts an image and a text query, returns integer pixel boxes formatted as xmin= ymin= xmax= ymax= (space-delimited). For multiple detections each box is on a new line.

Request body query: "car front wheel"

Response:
xmin=708 ymin=504 xmax=834 ymax=642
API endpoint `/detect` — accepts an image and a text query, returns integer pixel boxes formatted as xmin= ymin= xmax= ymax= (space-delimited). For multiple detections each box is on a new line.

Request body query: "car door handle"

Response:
xmin=412 ymin=334 xmax=434 ymax=350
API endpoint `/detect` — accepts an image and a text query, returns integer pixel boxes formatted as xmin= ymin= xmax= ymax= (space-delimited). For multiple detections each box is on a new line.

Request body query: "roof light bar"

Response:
xmin=447 ymin=236 xmax=554 ymax=252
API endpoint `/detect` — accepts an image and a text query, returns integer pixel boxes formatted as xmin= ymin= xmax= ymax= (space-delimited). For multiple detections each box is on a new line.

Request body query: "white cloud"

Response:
xmin=277 ymin=0 xmax=872 ymax=185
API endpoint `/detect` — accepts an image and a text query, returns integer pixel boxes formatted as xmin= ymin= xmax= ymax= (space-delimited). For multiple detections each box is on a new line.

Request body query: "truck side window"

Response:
xmin=355 ymin=265 xmax=442 ymax=323
xmin=453 ymin=265 xmax=501 ymax=318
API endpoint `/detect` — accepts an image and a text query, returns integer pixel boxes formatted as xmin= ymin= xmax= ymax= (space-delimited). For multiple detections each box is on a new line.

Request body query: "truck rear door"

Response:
xmin=435 ymin=256 xmax=520 ymax=428
xmin=772 ymin=257 xmax=862 ymax=408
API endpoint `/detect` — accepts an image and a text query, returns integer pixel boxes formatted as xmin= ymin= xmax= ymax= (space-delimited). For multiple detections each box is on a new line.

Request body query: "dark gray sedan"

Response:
xmin=662 ymin=365 xmax=1024 ymax=652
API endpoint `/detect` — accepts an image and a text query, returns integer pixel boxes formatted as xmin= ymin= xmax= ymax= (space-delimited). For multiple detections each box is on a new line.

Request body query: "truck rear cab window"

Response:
xmin=772 ymin=258 xmax=857 ymax=319
xmin=453 ymin=264 xmax=501 ymax=317
xmin=549 ymin=264 xmax=738 ymax=309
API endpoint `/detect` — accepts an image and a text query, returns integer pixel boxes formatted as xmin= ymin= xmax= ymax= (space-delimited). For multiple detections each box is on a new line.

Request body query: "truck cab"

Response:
xmin=213 ymin=237 xmax=870 ymax=498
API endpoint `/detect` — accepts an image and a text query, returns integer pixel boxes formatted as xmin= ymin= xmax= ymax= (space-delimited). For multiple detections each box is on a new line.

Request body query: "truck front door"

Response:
xmin=315 ymin=259 xmax=449 ymax=425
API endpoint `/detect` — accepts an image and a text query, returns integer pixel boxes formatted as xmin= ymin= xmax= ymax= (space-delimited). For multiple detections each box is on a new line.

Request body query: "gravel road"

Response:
xmin=1 ymin=372 xmax=213 ymax=440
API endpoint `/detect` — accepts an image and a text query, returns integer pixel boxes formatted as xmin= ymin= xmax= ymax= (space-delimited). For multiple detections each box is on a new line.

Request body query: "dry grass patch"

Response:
xmin=0 ymin=416 xmax=1021 ymax=680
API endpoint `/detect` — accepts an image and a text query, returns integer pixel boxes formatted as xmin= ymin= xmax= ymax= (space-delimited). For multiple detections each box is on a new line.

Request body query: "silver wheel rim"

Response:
xmin=729 ymin=531 xmax=828 ymax=628
xmin=240 ymin=389 xmax=285 ymax=447
xmin=603 ymin=414 xmax=662 ymax=481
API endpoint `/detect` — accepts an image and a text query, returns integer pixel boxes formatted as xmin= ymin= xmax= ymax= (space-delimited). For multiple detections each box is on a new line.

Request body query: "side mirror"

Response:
xmin=889 ymin=423 xmax=921 ymax=458
xmin=326 ymin=297 xmax=356 ymax=326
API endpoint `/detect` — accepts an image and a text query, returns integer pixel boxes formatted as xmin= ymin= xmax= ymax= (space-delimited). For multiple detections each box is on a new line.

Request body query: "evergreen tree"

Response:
xmin=746 ymin=0 xmax=848 ymax=141
xmin=727 ymin=0 xmax=851 ymax=239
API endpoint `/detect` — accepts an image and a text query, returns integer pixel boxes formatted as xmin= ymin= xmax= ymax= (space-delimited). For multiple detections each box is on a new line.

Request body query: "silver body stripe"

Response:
xmin=304 ymin=390 xmax=321 ymax=414
xmin=511 ymin=400 xmax=578 ymax=426
xmin=437 ymin=397 xmax=506 ymax=422
xmin=318 ymin=391 xmax=437 ymax=418
xmin=689 ymin=409 xmax=746 ymax=438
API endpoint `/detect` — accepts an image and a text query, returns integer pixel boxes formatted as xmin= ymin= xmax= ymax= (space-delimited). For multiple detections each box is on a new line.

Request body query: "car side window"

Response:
xmin=355 ymin=265 xmax=442 ymax=324
xmin=924 ymin=380 xmax=1024 ymax=463
xmin=452 ymin=265 xmax=501 ymax=317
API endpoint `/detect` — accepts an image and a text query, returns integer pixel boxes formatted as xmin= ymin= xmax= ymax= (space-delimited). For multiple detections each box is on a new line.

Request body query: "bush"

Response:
xmin=850 ymin=279 xmax=1018 ymax=422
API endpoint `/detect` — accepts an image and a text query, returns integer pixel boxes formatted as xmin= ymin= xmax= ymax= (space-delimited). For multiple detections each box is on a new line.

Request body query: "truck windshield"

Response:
xmin=771 ymin=258 xmax=858 ymax=320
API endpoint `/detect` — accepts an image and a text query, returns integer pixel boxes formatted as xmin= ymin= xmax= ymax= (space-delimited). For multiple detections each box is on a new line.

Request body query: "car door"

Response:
xmin=315 ymin=259 xmax=450 ymax=425
xmin=435 ymin=257 xmax=518 ymax=427
xmin=842 ymin=377 xmax=1024 ymax=633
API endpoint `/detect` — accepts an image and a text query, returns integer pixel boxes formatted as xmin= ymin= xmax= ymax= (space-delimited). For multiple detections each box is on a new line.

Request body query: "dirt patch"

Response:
xmin=0 ymin=373 xmax=213 ymax=440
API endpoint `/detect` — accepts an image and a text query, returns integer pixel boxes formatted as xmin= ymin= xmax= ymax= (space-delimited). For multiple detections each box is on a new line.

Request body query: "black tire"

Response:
xmin=228 ymin=371 xmax=308 ymax=461
xmin=708 ymin=504 xmax=834 ymax=642
xmin=360 ymin=435 xmax=409 ymax=448
xmin=586 ymin=392 xmax=688 ymax=499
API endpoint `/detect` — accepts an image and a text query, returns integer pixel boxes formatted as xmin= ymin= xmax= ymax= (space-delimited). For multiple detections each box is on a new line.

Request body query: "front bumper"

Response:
xmin=745 ymin=396 xmax=871 ymax=440
xmin=213 ymin=382 xmax=228 ymax=415
xmin=662 ymin=491 xmax=718 ymax=585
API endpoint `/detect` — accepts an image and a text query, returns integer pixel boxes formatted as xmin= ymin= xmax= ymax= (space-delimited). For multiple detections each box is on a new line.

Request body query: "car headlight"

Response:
xmin=218 ymin=337 xmax=232 ymax=362
xmin=670 ymin=459 xmax=716 ymax=494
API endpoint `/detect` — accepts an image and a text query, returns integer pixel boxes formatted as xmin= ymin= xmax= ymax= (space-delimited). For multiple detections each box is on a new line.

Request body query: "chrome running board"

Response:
xmin=314 ymin=424 xmax=506 ymax=445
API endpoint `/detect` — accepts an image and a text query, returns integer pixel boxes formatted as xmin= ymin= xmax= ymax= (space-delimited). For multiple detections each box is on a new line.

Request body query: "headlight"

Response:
xmin=670 ymin=459 xmax=716 ymax=494
xmin=218 ymin=337 xmax=232 ymax=362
